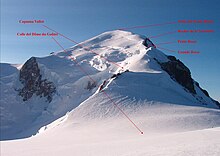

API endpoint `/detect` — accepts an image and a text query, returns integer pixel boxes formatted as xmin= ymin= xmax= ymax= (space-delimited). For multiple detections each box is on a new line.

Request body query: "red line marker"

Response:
xmin=52 ymin=37 xmax=96 ymax=83
xmin=154 ymin=41 xmax=175 ymax=46
xmin=149 ymin=31 xmax=176 ymax=39
xmin=43 ymin=25 xmax=124 ymax=69
xmin=103 ymin=91 xmax=144 ymax=134
xmin=157 ymin=46 xmax=177 ymax=52
xmin=51 ymin=37 xmax=144 ymax=135
xmin=118 ymin=21 xmax=176 ymax=30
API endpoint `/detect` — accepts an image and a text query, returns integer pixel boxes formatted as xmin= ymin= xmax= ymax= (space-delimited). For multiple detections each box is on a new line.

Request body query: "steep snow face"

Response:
xmin=0 ymin=30 xmax=219 ymax=140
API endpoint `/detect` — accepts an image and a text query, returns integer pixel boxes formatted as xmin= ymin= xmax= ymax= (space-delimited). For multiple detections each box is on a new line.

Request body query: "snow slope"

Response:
xmin=1 ymin=30 xmax=220 ymax=155
xmin=1 ymin=105 xmax=220 ymax=156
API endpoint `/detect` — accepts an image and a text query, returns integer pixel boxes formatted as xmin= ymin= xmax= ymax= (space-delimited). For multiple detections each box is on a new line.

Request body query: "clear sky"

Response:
xmin=1 ymin=0 xmax=219 ymax=101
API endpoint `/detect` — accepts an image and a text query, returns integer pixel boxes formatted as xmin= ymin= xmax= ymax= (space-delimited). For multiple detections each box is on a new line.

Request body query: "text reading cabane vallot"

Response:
xmin=17 ymin=19 xmax=58 ymax=37
xmin=19 ymin=20 xmax=44 ymax=24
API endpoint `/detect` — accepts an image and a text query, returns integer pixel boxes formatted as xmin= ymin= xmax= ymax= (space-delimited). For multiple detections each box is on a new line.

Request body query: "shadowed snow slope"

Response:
xmin=1 ymin=30 xmax=220 ymax=156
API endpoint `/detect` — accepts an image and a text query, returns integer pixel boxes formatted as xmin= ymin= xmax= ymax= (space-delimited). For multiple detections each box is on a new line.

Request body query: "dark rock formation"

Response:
xmin=143 ymin=38 xmax=219 ymax=108
xmin=86 ymin=81 xmax=96 ymax=90
xmin=195 ymin=81 xmax=220 ymax=108
xmin=111 ymin=73 xmax=121 ymax=79
xmin=18 ymin=57 xmax=56 ymax=102
xmin=213 ymin=100 xmax=220 ymax=108
xmin=143 ymin=38 xmax=156 ymax=48
xmin=158 ymin=56 xmax=196 ymax=94
xmin=195 ymin=82 xmax=209 ymax=97
xmin=99 ymin=80 xmax=107 ymax=92
xmin=111 ymin=69 xmax=129 ymax=79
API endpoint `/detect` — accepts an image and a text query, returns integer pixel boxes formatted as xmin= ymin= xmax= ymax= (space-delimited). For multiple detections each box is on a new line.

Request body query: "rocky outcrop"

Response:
xmin=18 ymin=57 xmax=56 ymax=102
xmin=143 ymin=38 xmax=195 ymax=94
xmin=155 ymin=55 xmax=220 ymax=108
xmin=213 ymin=100 xmax=220 ymax=108
xmin=143 ymin=38 xmax=156 ymax=48
xmin=158 ymin=56 xmax=196 ymax=94
xmin=195 ymin=82 xmax=209 ymax=97
xmin=195 ymin=81 xmax=220 ymax=108
xmin=86 ymin=81 xmax=96 ymax=91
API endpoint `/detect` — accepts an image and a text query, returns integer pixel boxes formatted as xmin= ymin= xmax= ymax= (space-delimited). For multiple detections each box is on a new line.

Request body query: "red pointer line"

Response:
xmin=51 ymin=37 xmax=144 ymax=135
xmin=103 ymin=91 xmax=144 ymax=134
xmin=118 ymin=21 xmax=176 ymax=30
xmin=157 ymin=46 xmax=177 ymax=52
xmin=43 ymin=25 xmax=123 ymax=69
xmin=154 ymin=41 xmax=175 ymax=46
xmin=51 ymin=37 xmax=96 ymax=83
xmin=148 ymin=31 xmax=176 ymax=39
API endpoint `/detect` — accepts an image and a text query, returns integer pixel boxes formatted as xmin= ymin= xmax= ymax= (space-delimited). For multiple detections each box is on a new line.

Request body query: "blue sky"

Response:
xmin=1 ymin=0 xmax=219 ymax=101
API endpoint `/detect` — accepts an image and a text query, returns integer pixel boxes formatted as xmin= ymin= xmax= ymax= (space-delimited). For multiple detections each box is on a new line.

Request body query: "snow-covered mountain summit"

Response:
xmin=0 ymin=30 xmax=219 ymax=140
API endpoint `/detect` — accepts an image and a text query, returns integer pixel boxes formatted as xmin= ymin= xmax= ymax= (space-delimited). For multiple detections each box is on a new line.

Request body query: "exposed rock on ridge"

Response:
xmin=195 ymin=81 xmax=220 ymax=108
xmin=143 ymin=38 xmax=156 ymax=48
xmin=158 ymin=56 xmax=196 ymax=94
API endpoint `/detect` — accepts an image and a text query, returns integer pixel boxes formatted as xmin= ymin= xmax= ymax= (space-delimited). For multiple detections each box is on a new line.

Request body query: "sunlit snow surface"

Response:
xmin=1 ymin=30 xmax=220 ymax=156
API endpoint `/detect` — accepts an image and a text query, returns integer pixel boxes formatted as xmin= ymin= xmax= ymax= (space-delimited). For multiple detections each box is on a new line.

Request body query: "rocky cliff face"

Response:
xmin=152 ymin=55 xmax=220 ymax=108
xmin=158 ymin=56 xmax=196 ymax=94
xmin=18 ymin=57 xmax=56 ymax=102
xmin=195 ymin=81 xmax=220 ymax=108
xmin=142 ymin=38 xmax=196 ymax=94
xmin=143 ymin=39 xmax=220 ymax=108
xmin=142 ymin=38 xmax=219 ymax=108
xmin=143 ymin=38 xmax=156 ymax=48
